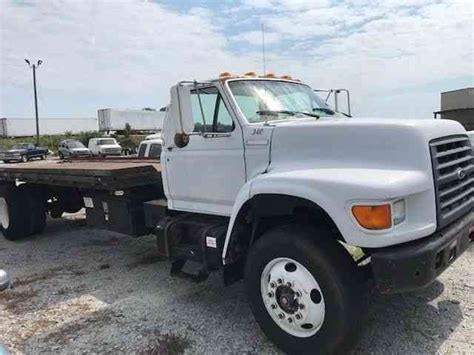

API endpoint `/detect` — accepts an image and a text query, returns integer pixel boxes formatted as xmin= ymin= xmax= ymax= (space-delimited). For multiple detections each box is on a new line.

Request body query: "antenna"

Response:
xmin=261 ymin=23 xmax=266 ymax=75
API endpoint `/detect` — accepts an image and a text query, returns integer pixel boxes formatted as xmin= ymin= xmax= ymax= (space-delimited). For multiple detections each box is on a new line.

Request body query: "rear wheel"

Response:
xmin=0 ymin=186 xmax=32 ymax=240
xmin=245 ymin=224 xmax=364 ymax=354
xmin=18 ymin=185 xmax=47 ymax=235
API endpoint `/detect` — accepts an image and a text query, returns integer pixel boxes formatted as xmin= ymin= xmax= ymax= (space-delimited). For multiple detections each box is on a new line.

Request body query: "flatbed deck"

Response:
xmin=0 ymin=159 xmax=162 ymax=190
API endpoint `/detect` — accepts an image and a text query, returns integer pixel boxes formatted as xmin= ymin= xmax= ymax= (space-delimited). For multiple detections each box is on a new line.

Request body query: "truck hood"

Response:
xmin=268 ymin=117 xmax=467 ymax=172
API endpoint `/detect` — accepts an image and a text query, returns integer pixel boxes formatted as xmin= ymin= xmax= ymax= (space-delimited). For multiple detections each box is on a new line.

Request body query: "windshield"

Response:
xmin=12 ymin=144 xmax=29 ymax=149
xmin=67 ymin=141 xmax=85 ymax=148
xmin=97 ymin=139 xmax=116 ymax=145
xmin=228 ymin=80 xmax=342 ymax=123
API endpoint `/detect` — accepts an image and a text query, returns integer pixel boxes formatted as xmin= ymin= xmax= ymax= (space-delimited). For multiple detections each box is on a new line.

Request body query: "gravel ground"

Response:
xmin=0 ymin=215 xmax=473 ymax=354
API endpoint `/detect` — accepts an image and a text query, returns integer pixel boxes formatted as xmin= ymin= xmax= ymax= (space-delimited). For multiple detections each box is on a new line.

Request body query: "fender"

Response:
xmin=222 ymin=167 xmax=436 ymax=262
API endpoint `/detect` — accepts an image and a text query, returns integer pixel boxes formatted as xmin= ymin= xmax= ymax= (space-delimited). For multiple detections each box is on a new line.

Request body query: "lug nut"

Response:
xmin=277 ymin=278 xmax=283 ymax=284
xmin=295 ymin=313 xmax=302 ymax=320
xmin=295 ymin=291 xmax=302 ymax=297
xmin=288 ymin=317 xmax=293 ymax=323
xmin=267 ymin=291 xmax=274 ymax=298
xmin=286 ymin=281 xmax=293 ymax=287
xmin=270 ymin=282 xmax=276 ymax=288
xmin=299 ymin=304 xmax=305 ymax=310
xmin=270 ymin=303 xmax=277 ymax=310
xmin=278 ymin=313 xmax=285 ymax=319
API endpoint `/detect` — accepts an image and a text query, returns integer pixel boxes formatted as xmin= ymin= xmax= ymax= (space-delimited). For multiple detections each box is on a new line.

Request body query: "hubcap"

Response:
xmin=0 ymin=198 xmax=9 ymax=229
xmin=261 ymin=257 xmax=325 ymax=338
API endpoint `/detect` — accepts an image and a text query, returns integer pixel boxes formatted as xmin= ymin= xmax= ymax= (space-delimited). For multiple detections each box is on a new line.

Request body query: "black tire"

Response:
xmin=59 ymin=152 xmax=64 ymax=160
xmin=0 ymin=185 xmax=33 ymax=240
xmin=245 ymin=224 xmax=364 ymax=355
xmin=40 ymin=153 xmax=46 ymax=160
xmin=18 ymin=185 xmax=47 ymax=235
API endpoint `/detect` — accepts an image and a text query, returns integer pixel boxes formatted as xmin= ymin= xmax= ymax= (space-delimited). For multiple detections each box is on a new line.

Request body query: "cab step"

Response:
xmin=170 ymin=260 xmax=209 ymax=283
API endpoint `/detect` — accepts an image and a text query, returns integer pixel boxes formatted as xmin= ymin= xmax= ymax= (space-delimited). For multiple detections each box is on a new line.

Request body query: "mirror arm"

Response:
xmin=194 ymin=81 xmax=209 ymax=133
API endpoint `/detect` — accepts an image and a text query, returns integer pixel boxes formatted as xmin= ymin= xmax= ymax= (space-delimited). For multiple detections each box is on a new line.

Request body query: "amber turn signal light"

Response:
xmin=352 ymin=204 xmax=392 ymax=230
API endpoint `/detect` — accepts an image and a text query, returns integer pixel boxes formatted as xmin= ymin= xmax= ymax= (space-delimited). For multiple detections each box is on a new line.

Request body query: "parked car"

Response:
xmin=145 ymin=132 xmax=162 ymax=140
xmin=58 ymin=139 xmax=92 ymax=159
xmin=88 ymin=138 xmax=122 ymax=157
xmin=0 ymin=143 xmax=48 ymax=163
xmin=137 ymin=138 xmax=162 ymax=159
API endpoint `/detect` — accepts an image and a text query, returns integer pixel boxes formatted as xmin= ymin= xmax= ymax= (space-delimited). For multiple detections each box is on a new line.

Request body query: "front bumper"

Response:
xmin=370 ymin=211 xmax=473 ymax=294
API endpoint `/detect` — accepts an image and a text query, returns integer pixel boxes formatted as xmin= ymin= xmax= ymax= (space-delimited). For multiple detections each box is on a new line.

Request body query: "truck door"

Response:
xmin=164 ymin=85 xmax=245 ymax=216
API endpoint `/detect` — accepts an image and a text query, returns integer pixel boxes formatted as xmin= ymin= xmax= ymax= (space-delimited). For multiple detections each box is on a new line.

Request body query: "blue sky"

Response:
xmin=1 ymin=0 xmax=473 ymax=120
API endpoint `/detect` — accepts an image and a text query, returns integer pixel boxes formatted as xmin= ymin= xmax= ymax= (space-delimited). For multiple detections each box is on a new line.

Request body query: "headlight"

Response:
xmin=352 ymin=199 xmax=406 ymax=230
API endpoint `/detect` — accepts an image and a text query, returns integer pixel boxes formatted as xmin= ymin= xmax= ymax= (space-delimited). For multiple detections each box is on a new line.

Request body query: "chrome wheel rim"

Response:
xmin=0 ymin=197 xmax=9 ymax=229
xmin=260 ymin=257 xmax=325 ymax=338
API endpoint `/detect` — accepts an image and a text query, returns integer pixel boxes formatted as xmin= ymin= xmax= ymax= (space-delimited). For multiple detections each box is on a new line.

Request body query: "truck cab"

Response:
xmin=137 ymin=138 xmax=162 ymax=159
xmin=157 ymin=72 xmax=472 ymax=353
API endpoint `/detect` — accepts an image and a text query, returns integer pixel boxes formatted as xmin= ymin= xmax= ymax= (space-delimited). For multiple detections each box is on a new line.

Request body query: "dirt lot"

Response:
xmin=0 ymin=215 xmax=473 ymax=354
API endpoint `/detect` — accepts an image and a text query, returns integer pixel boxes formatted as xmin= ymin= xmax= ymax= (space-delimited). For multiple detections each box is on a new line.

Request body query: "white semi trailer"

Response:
xmin=98 ymin=109 xmax=165 ymax=132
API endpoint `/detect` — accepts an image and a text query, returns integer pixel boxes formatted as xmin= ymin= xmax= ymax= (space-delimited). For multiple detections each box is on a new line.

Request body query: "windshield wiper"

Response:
xmin=313 ymin=107 xmax=336 ymax=115
xmin=256 ymin=110 xmax=319 ymax=118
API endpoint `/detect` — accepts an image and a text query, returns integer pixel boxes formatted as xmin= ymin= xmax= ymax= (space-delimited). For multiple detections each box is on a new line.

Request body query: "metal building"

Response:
xmin=434 ymin=87 xmax=474 ymax=131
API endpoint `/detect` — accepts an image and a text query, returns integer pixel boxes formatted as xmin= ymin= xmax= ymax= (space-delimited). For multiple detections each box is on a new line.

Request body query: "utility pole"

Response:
xmin=24 ymin=59 xmax=43 ymax=146
xmin=261 ymin=23 xmax=266 ymax=75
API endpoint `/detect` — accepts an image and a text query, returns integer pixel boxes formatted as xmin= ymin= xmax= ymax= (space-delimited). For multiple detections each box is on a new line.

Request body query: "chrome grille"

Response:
xmin=430 ymin=135 xmax=474 ymax=228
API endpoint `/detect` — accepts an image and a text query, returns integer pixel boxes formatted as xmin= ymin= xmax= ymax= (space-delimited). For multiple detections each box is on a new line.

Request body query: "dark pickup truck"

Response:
xmin=0 ymin=143 xmax=48 ymax=163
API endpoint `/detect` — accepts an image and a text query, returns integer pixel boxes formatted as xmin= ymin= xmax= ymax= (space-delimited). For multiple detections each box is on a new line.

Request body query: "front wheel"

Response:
xmin=245 ymin=225 xmax=364 ymax=354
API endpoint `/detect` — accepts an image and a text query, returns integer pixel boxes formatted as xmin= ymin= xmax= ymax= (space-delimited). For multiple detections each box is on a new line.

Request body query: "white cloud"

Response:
xmin=0 ymin=1 xmax=255 ymax=100
xmin=0 ymin=0 xmax=473 ymax=119
xmin=232 ymin=30 xmax=281 ymax=45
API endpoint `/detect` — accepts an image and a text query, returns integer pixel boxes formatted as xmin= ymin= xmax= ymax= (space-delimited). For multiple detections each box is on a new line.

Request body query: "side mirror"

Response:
xmin=174 ymin=132 xmax=190 ymax=148
xmin=0 ymin=269 xmax=10 ymax=291
xmin=170 ymin=84 xmax=194 ymax=135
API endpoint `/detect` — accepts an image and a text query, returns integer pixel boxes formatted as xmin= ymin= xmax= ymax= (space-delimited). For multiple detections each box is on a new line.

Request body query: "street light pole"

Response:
xmin=24 ymin=59 xmax=43 ymax=146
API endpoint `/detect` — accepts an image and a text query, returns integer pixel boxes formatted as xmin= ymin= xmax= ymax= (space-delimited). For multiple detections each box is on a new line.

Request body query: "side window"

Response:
xmin=149 ymin=144 xmax=162 ymax=158
xmin=137 ymin=143 xmax=147 ymax=158
xmin=28 ymin=144 xmax=35 ymax=149
xmin=215 ymin=97 xmax=234 ymax=132
xmin=191 ymin=87 xmax=234 ymax=133
xmin=191 ymin=88 xmax=216 ymax=133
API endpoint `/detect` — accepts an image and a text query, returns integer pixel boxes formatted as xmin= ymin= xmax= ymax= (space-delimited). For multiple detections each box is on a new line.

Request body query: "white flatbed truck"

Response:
xmin=0 ymin=73 xmax=473 ymax=354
